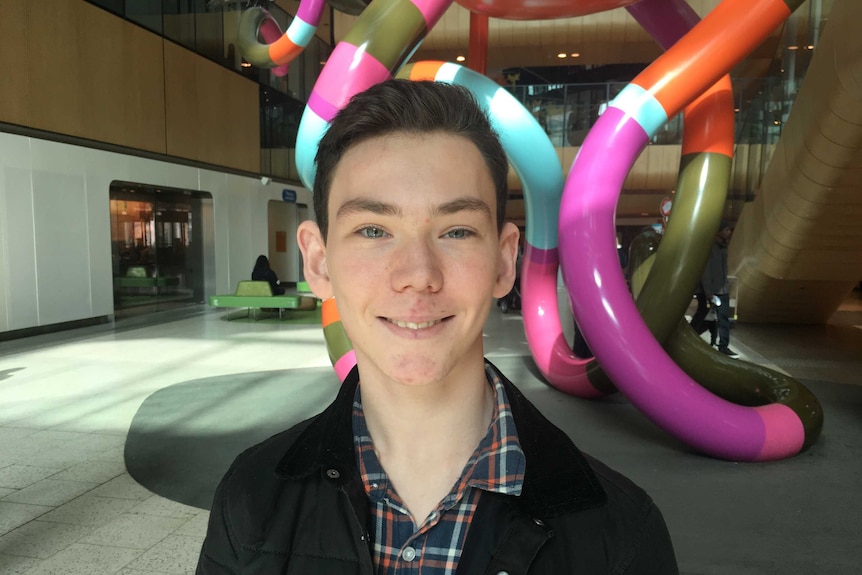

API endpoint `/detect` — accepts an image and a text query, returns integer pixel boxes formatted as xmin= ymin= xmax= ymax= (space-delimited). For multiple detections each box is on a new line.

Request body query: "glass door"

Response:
xmin=110 ymin=183 xmax=209 ymax=317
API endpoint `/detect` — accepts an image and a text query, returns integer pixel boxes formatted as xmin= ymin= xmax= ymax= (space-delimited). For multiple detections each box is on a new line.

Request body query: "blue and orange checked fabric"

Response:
xmin=353 ymin=365 xmax=526 ymax=574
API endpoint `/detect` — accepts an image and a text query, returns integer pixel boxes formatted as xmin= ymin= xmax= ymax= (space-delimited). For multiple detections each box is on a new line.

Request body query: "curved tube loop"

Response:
xmin=560 ymin=0 xmax=812 ymax=461
xmin=628 ymin=232 xmax=823 ymax=451
xmin=305 ymin=0 xmax=821 ymax=460
xmin=236 ymin=1 xmax=326 ymax=71
xmin=295 ymin=0 xmax=456 ymax=188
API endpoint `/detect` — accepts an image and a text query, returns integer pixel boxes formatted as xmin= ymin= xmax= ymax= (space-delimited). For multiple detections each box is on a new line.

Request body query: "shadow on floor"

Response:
xmin=126 ymin=357 xmax=862 ymax=574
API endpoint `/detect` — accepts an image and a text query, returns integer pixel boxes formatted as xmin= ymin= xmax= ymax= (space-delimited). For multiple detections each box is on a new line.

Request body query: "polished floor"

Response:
xmin=1 ymin=289 xmax=861 ymax=575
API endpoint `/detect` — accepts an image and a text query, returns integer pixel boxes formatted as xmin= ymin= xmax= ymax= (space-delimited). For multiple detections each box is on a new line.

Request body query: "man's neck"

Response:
xmin=358 ymin=359 xmax=495 ymax=525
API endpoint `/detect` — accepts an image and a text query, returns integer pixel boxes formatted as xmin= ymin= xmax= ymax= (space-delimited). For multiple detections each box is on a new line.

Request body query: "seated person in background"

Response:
xmin=197 ymin=80 xmax=678 ymax=574
xmin=251 ymin=254 xmax=285 ymax=295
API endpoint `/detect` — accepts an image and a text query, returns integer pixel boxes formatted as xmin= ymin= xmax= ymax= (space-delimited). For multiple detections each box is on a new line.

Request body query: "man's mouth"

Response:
xmin=386 ymin=318 xmax=444 ymax=330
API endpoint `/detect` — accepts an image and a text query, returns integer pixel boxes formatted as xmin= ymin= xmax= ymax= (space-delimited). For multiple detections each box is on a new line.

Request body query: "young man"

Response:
xmin=196 ymin=80 xmax=678 ymax=574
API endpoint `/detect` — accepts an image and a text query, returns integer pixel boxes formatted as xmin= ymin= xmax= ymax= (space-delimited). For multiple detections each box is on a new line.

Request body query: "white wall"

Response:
xmin=0 ymin=132 xmax=312 ymax=334
xmin=267 ymin=200 xmax=301 ymax=284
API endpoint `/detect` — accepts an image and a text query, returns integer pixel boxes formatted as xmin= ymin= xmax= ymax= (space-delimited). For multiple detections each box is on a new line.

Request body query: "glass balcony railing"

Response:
xmin=500 ymin=77 xmax=798 ymax=149
xmin=502 ymin=82 xmax=685 ymax=148
xmin=502 ymin=76 xmax=799 ymax=212
xmin=259 ymin=74 xmax=799 ymax=190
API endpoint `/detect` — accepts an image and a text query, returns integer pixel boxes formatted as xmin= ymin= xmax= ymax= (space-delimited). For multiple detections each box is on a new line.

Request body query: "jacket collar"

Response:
xmin=274 ymin=360 xmax=606 ymax=518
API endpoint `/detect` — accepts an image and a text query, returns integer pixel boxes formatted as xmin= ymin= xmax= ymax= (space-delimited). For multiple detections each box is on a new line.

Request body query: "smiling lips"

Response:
xmin=386 ymin=318 xmax=447 ymax=330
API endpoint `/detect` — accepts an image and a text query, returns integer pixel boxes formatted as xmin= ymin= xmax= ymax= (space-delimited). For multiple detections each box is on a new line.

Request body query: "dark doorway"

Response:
xmin=109 ymin=182 xmax=213 ymax=317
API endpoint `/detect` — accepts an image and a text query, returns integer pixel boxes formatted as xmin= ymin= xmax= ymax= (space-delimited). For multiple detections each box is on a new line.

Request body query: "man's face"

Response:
xmin=298 ymin=132 xmax=518 ymax=388
xmin=719 ymin=226 xmax=733 ymax=242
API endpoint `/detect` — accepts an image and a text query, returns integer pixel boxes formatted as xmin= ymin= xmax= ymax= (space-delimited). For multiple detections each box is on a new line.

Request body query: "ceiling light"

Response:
xmin=787 ymin=45 xmax=799 ymax=50
xmin=456 ymin=55 xmax=466 ymax=62
xmin=806 ymin=45 xmax=815 ymax=50
xmin=570 ymin=53 xmax=580 ymax=58
xmin=241 ymin=61 xmax=252 ymax=68
xmin=557 ymin=52 xmax=567 ymax=59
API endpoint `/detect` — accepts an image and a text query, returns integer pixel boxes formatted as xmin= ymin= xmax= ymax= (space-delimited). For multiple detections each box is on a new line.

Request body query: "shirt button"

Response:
xmin=325 ymin=468 xmax=340 ymax=479
xmin=401 ymin=546 xmax=416 ymax=562
xmin=497 ymin=572 xmax=510 ymax=575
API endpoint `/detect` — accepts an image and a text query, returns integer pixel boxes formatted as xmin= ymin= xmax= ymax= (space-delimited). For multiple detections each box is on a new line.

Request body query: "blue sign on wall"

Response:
xmin=282 ymin=188 xmax=297 ymax=203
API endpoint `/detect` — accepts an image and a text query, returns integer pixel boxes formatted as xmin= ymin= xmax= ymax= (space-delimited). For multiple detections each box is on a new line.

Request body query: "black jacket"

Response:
xmin=197 ymin=361 xmax=678 ymax=574
xmin=700 ymin=241 xmax=729 ymax=297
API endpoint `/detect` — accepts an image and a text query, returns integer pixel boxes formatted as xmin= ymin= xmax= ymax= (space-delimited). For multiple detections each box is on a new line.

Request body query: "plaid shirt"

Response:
xmin=353 ymin=365 xmax=526 ymax=575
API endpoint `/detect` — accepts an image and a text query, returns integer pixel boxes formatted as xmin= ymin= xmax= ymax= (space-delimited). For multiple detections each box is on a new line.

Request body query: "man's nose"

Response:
xmin=390 ymin=238 xmax=443 ymax=292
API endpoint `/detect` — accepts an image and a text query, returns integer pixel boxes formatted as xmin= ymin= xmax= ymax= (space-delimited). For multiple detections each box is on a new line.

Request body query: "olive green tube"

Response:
xmin=630 ymin=229 xmax=823 ymax=451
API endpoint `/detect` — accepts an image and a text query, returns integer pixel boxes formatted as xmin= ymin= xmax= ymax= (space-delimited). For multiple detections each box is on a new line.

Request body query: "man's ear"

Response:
xmin=493 ymin=222 xmax=520 ymax=299
xmin=297 ymin=220 xmax=332 ymax=299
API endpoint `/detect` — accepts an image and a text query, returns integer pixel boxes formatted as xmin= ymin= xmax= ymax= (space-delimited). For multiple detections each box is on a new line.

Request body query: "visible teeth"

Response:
xmin=390 ymin=319 xmax=440 ymax=330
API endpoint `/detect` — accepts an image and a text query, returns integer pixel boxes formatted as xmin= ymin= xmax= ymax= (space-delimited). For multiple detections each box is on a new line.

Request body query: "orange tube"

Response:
xmin=321 ymin=297 xmax=340 ymax=328
xmin=268 ymin=37 xmax=304 ymax=64
xmin=634 ymin=0 xmax=790 ymax=116
xmin=404 ymin=60 xmax=446 ymax=81
xmin=681 ymin=75 xmax=734 ymax=157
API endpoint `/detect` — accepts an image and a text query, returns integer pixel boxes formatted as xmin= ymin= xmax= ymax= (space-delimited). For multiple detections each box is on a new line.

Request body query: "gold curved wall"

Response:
xmin=730 ymin=0 xmax=862 ymax=323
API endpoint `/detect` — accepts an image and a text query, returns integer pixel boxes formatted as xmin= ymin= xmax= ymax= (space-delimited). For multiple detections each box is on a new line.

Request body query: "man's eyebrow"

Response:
xmin=335 ymin=198 xmax=401 ymax=220
xmin=336 ymin=197 xmax=492 ymax=220
xmin=434 ymin=197 xmax=492 ymax=219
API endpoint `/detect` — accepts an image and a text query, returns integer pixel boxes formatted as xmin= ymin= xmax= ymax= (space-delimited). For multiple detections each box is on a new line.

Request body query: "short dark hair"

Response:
xmin=312 ymin=79 xmax=509 ymax=240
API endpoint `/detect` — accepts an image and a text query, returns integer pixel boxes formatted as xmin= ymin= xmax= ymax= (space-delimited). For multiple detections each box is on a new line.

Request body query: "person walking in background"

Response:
xmin=251 ymin=254 xmax=285 ymax=295
xmin=700 ymin=220 xmax=736 ymax=357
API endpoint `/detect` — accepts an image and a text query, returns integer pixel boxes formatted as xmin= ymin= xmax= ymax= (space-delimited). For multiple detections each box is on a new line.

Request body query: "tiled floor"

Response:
xmin=1 ymin=288 xmax=860 ymax=574
xmin=0 ymin=306 xmax=334 ymax=575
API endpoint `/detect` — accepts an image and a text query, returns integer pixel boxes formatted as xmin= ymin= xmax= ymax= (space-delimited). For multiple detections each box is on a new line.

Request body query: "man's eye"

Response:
xmin=445 ymin=228 xmax=473 ymax=239
xmin=358 ymin=226 xmax=387 ymax=238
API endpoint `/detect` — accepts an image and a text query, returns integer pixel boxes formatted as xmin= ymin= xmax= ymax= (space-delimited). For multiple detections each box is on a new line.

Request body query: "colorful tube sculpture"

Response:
xmin=238 ymin=0 xmax=822 ymax=461
xmin=559 ymin=0 xmax=816 ymax=461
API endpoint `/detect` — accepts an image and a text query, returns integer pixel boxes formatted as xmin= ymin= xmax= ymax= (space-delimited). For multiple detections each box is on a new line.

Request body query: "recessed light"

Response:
xmin=787 ymin=45 xmax=799 ymax=50
xmin=241 ymin=61 xmax=252 ymax=68
xmin=456 ymin=55 xmax=466 ymax=62
xmin=557 ymin=53 xmax=567 ymax=59
xmin=570 ymin=53 xmax=580 ymax=58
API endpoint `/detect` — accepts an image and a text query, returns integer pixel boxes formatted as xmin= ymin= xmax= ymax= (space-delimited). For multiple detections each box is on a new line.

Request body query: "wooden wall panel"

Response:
xmin=0 ymin=0 xmax=30 ymax=126
xmin=25 ymin=0 xmax=167 ymax=154
xmin=164 ymin=42 xmax=259 ymax=173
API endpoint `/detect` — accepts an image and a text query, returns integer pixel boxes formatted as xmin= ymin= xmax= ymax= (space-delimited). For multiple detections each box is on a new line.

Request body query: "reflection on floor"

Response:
xmin=0 ymin=289 xmax=860 ymax=574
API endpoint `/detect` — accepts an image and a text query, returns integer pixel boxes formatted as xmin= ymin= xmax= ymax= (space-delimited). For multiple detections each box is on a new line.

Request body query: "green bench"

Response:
xmin=208 ymin=280 xmax=317 ymax=320
xmin=115 ymin=266 xmax=180 ymax=291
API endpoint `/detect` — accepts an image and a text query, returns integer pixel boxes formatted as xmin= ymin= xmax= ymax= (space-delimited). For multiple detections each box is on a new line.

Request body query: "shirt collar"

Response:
xmin=275 ymin=360 xmax=606 ymax=517
xmin=351 ymin=364 xmax=526 ymax=505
